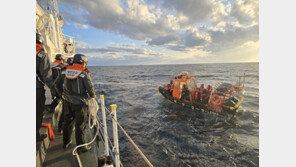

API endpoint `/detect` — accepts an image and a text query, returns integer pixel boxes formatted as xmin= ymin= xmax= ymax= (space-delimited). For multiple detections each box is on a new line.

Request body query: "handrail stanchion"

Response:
xmin=111 ymin=104 xmax=120 ymax=167
xmin=100 ymin=95 xmax=109 ymax=156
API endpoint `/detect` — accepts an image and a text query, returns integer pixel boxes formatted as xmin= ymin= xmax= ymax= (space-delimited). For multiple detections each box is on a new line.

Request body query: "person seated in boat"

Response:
xmin=202 ymin=85 xmax=213 ymax=103
xmin=168 ymin=78 xmax=174 ymax=95
xmin=181 ymin=84 xmax=191 ymax=102
xmin=194 ymin=84 xmax=205 ymax=103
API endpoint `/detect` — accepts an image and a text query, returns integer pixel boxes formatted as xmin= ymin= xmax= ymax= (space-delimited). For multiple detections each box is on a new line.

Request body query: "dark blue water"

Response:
xmin=89 ymin=63 xmax=259 ymax=167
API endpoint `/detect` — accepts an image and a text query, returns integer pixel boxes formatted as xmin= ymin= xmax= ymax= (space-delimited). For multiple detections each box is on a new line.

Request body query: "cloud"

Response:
xmin=210 ymin=1 xmax=230 ymax=27
xmin=75 ymin=41 xmax=88 ymax=49
xmin=59 ymin=0 xmax=181 ymax=40
xmin=58 ymin=0 xmax=259 ymax=64
xmin=76 ymin=42 xmax=165 ymax=59
xmin=74 ymin=23 xmax=88 ymax=29
xmin=206 ymin=23 xmax=259 ymax=52
xmin=147 ymin=35 xmax=178 ymax=46
xmin=230 ymin=0 xmax=259 ymax=25
xmin=161 ymin=0 xmax=215 ymax=25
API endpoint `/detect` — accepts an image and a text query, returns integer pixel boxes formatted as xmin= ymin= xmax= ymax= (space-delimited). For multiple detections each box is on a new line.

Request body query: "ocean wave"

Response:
xmin=90 ymin=63 xmax=259 ymax=167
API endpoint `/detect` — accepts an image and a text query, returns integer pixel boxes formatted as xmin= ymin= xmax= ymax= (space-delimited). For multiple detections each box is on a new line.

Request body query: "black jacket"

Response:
xmin=52 ymin=63 xmax=66 ymax=81
xmin=36 ymin=49 xmax=56 ymax=96
xmin=54 ymin=68 xmax=95 ymax=105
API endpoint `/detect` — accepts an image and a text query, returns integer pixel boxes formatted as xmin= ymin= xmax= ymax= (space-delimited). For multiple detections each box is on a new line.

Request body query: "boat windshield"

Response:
xmin=186 ymin=78 xmax=197 ymax=92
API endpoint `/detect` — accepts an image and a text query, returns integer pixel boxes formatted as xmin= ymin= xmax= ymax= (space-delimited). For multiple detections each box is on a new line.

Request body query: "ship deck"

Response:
xmin=36 ymin=88 xmax=104 ymax=167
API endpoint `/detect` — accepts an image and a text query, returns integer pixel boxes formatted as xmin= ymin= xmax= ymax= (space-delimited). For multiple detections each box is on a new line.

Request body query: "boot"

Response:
xmin=63 ymin=140 xmax=72 ymax=149
xmin=37 ymin=134 xmax=47 ymax=142
xmin=77 ymin=145 xmax=91 ymax=154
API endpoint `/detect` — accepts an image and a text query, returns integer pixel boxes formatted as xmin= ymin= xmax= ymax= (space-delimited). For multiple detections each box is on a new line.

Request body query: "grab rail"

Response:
xmin=98 ymin=95 xmax=154 ymax=167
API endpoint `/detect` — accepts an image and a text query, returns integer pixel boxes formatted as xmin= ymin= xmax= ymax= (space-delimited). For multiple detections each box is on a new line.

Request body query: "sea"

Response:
xmin=88 ymin=62 xmax=259 ymax=167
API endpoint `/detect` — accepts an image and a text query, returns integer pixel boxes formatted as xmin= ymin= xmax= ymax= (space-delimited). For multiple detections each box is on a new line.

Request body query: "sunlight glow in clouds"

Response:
xmin=58 ymin=0 xmax=259 ymax=65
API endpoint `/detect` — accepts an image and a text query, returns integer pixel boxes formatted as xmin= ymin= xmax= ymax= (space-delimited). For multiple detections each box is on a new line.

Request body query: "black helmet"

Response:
xmin=36 ymin=32 xmax=43 ymax=44
xmin=67 ymin=57 xmax=74 ymax=65
xmin=73 ymin=54 xmax=88 ymax=64
xmin=55 ymin=54 xmax=63 ymax=60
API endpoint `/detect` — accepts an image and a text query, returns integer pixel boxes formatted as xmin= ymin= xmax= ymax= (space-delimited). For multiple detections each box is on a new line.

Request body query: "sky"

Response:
xmin=57 ymin=0 xmax=259 ymax=66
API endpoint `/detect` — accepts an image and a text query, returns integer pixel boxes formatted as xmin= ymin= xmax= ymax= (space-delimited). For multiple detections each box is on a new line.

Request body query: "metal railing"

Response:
xmin=98 ymin=95 xmax=153 ymax=167
xmin=73 ymin=95 xmax=153 ymax=167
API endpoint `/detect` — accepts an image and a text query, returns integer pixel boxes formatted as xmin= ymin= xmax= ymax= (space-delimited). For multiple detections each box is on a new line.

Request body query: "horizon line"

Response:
xmin=87 ymin=61 xmax=259 ymax=67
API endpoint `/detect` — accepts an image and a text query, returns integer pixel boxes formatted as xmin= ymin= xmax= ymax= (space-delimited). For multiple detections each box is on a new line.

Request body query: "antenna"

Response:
xmin=243 ymin=73 xmax=245 ymax=89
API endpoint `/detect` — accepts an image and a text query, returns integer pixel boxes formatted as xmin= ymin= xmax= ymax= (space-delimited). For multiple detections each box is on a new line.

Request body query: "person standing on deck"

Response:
xmin=36 ymin=32 xmax=56 ymax=141
xmin=55 ymin=54 xmax=95 ymax=153
xmin=54 ymin=57 xmax=73 ymax=133
xmin=49 ymin=54 xmax=66 ymax=113
xmin=66 ymin=57 xmax=74 ymax=66
xmin=54 ymin=57 xmax=74 ymax=133
xmin=52 ymin=54 xmax=65 ymax=80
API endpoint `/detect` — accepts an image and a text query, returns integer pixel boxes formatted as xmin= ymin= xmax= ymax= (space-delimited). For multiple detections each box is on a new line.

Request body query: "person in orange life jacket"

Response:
xmin=56 ymin=57 xmax=74 ymax=133
xmin=54 ymin=54 xmax=95 ymax=153
xmin=195 ymin=84 xmax=205 ymax=103
xmin=52 ymin=54 xmax=65 ymax=80
xmin=49 ymin=54 xmax=66 ymax=113
xmin=36 ymin=32 xmax=56 ymax=141
xmin=170 ymin=78 xmax=173 ymax=85
xmin=64 ymin=43 xmax=68 ymax=53
xmin=66 ymin=57 xmax=74 ymax=66
xmin=203 ymin=85 xmax=213 ymax=103
xmin=181 ymin=84 xmax=190 ymax=101
xmin=167 ymin=78 xmax=173 ymax=94
xmin=52 ymin=57 xmax=74 ymax=133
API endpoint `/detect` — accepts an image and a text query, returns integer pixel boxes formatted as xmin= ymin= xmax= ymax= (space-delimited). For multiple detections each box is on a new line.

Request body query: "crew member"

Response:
xmin=36 ymin=32 xmax=56 ymax=141
xmin=56 ymin=54 xmax=95 ymax=153
xmin=52 ymin=54 xmax=65 ymax=80
xmin=55 ymin=57 xmax=75 ymax=133
xmin=49 ymin=54 xmax=66 ymax=113
xmin=66 ymin=57 xmax=74 ymax=66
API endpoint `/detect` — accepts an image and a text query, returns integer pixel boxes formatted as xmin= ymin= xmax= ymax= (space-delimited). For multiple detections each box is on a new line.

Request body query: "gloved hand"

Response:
xmin=50 ymin=88 xmax=57 ymax=99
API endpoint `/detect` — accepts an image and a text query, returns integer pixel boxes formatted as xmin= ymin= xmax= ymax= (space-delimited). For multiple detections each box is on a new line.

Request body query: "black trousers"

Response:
xmin=50 ymin=97 xmax=61 ymax=111
xmin=36 ymin=88 xmax=45 ymax=136
xmin=63 ymin=101 xmax=88 ymax=145
xmin=58 ymin=100 xmax=66 ymax=131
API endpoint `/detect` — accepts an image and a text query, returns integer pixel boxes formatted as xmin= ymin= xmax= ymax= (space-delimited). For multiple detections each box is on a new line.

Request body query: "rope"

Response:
xmin=72 ymin=98 xmax=153 ymax=167
xmin=72 ymin=107 xmax=100 ymax=167
xmin=101 ymin=103 xmax=154 ymax=167
xmin=72 ymin=120 xmax=100 ymax=167
xmin=72 ymin=105 xmax=124 ymax=167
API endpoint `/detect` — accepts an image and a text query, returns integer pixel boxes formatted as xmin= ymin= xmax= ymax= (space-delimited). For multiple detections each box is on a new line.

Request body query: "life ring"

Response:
xmin=210 ymin=94 xmax=223 ymax=106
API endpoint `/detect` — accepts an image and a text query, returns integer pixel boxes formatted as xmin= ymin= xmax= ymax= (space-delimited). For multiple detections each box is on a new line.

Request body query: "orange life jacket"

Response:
xmin=207 ymin=86 xmax=213 ymax=92
xmin=36 ymin=44 xmax=42 ymax=55
xmin=53 ymin=59 xmax=63 ymax=64
xmin=65 ymin=63 xmax=86 ymax=79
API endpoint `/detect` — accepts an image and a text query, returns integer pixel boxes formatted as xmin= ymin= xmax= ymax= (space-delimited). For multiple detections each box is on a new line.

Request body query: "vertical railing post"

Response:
xmin=100 ymin=95 xmax=109 ymax=156
xmin=111 ymin=104 xmax=120 ymax=167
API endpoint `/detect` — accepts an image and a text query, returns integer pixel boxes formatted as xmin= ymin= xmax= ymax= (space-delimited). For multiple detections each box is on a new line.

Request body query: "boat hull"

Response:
xmin=158 ymin=85 xmax=238 ymax=115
